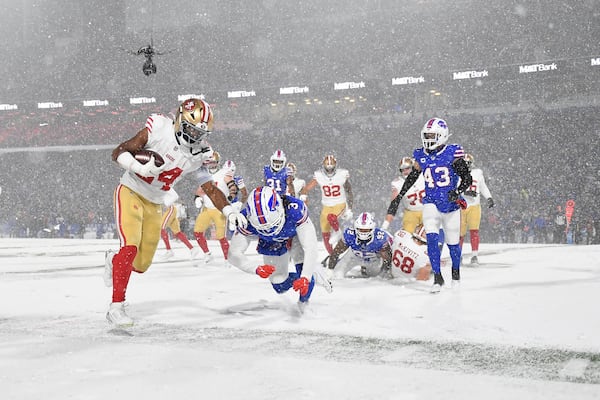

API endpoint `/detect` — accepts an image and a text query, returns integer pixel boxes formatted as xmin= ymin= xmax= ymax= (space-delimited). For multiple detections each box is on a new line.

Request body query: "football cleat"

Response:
xmin=106 ymin=302 xmax=133 ymax=328
xmin=104 ymin=250 xmax=115 ymax=287
xmin=190 ymin=247 xmax=201 ymax=260
xmin=160 ymin=250 xmax=174 ymax=261
xmin=470 ymin=255 xmax=479 ymax=266
xmin=430 ymin=272 xmax=444 ymax=293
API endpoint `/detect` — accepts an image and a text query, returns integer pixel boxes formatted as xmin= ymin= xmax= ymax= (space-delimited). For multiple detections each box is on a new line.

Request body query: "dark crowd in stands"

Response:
xmin=0 ymin=104 xmax=599 ymax=245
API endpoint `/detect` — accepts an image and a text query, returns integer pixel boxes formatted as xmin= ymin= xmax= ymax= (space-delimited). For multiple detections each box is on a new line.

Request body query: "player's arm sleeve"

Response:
xmin=479 ymin=174 xmax=492 ymax=199
xmin=380 ymin=242 xmax=392 ymax=270
xmin=386 ymin=169 xmax=419 ymax=216
xmin=328 ymin=241 xmax=349 ymax=270
xmin=227 ymin=232 xmax=257 ymax=275
xmin=454 ymin=158 xmax=472 ymax=193
xmin=296 ymin=217 xmax=320 ymax=279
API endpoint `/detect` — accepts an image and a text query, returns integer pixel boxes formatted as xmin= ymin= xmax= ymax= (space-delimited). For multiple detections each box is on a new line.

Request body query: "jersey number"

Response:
xmin=406 ymin=189 xmax=425 ymax=206
xmin=392 ymin=248 xmax=415 ymax=274
xmin=423 ymin=166 xmax=451 ymax=188
xmin=137 ymin=167 xmax=183 ymax=191
xmin=322 ymin=184 xmax=341 ymax=197
xmin=266 ymin=178 xmax=283 ymax=193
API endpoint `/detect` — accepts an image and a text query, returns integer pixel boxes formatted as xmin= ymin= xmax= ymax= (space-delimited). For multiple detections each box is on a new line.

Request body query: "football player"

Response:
xmin=381 ymin=156 xmax=426 ymax=234
xmin=388 ymin=224 xmax=432 ymax=281
xmin=386 ymin=118 xmax=472 ymax=293
xmin=299 ymin=154 xmax=354 ymax=255
xmin=460 ymin=153 xmax=494 ymax=265
xmin=158 ymin=201 xmax=199 ymax=260
xmin=193 ymin=152 xmax=236 ymax=262
xmin=228 ymin=186 xmax=332 ymax=309
xmin=104 ymin=98 xmax=247 ymax=327
xmin=263 ymin=149 xmax=294 ymax=196
xmin=327 ymin=212 xmax=393 ymax=279
xmin=222 ymin=159 xmax=248 ymax=239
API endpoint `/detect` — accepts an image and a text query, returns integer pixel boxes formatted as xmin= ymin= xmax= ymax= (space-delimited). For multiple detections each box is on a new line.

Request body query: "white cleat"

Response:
xmin=451 ymin=279 xmax=461 ymax=289
xmin=203 ymin=252 xmax=213 ymax=264
xmin=328 ymin=230 xmax=342 ymax=246
xmin=190 ymin=247 xmax=201 ymax=260
xmin=104 ymin=250 xmax=115 ymax=287
xmin=160 ymin=249 xmax=175 ymax=261
xmin=106 ymin=302 xmax=133 ymax=328
xmin=430 ymin=283 xmax=442 ymax=294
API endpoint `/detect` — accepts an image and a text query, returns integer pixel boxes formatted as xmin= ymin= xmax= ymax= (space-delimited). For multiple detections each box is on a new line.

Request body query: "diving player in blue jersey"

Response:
xmin=263 ymin=149 xmax=295 ymax=196
xmin=327 ymin=212 xmax=392 ymax=279
xmin=386 ymin=118 xmax=472 ymax=293
xmin=228 ymin=186 xmax=331 ymax=307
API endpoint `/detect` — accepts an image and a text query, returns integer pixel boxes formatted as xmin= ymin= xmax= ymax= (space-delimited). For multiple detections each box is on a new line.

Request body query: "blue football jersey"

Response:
xmin=413 ymin=144 xmax=465 ymax=213
xmin=263 ymin=165 xmax=290 ymax=195
xmin=342 ymin=227 xmax=392 ymax=263
xmin=239 ymin=196 xmax=308 ymax=256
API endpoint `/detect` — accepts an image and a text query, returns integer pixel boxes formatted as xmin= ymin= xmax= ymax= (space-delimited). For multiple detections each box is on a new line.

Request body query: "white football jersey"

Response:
xmin=202 ymin=167 xmax=234 ymax=209
xmin=389 ymin=229 xmax=429 ymax=280
xmin=391 ymin=174 xmax=425 ymax=212
xmin=464 ymin=168 xmax=492 ymax=207
xmin=313 ymin=168 xmax=350 ymax=206
xmin=119 ymin=114 xmax=212 ymax=205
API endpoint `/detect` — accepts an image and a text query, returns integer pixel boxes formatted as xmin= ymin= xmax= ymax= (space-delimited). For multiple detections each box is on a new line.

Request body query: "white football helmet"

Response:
xmin=398 ymin=157 xmax=414 ymax=177
xmin=323 ymin=154 xmax=337 ymax=177
xmin=412 ymin=224 xmax=427 ymax=244
xmin=246 ymin=186 xmax=285 ymax=237
xmin=354 ymin=212 xmax=376 ymax=243
xmin=223 ymin=160 xmax=236 ymax=174
xmin=270 ymin=150 xmax=287 ymax=172
xmin=421 ymin=117 xmax=449 ymax=150
xmin=174 ymin=98 xmax=214 ymax=156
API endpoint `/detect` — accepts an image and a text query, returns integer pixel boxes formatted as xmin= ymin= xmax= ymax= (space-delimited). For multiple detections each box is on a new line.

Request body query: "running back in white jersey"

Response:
xmin=202 ymin=167 xmax=234 ymax=209
xmin=464 ymin=168 xmax=492 ymax=207
xmin=313 ymin=168 xmax=350 ymax=206
xmin=119 ymin=113 xmax=212 ymax=205
xmin=391 ymin=174 xmax=426 ymax=212
xmin=389 ymin=229 xmax=429 ymax=280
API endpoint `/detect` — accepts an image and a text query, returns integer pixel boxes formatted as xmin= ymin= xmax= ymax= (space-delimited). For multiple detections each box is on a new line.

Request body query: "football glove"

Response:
xmin=447 ymin=190 xmax=460 ymax=202
xmin=163 ymin=189 xmax=179 ymax=207
xmin=117 ymin=152 xmax=165 ymax=177
xmin=195 ymin=196 xmax=204 ymax=209
xmin=222 ymin=204 xmax=248 ymax=230
xmin=464 ymin=190 xmax=478 ymax=197
xmin=292 ymin=277 xmax=310 ymax=296
xmin=255 ymin=265 xmax=276 ymax=278
xmin=487 ymin=198 xmax=495 ymax=208
xmin=342 ymin=208 xmax=353 ymax=221
xmin=381 ymin=220 xmax=390 ymax=230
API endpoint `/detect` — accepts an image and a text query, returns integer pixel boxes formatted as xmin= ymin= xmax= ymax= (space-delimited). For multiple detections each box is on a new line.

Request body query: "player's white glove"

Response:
xmin=117 ymin=152 xmax=165 ymax=177
xmin=381 ymin=220 xmax=390 ymax=230
xmin=163 ymin=189 xmax=179 ymax=207
xmin=342 ymin=208 xmax=353 ymax=221
xmin=299 ymin=194 xmax=307 ymax=202
xmin=231 ymin=201 xmax=244 ymax=212
xmin=222 ymin=204 xmax=248 ymax=230
xmin=195 ymin=196 xmax=204 ymax=209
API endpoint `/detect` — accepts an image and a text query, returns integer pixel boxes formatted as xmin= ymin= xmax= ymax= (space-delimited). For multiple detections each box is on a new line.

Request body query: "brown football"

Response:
xmin=133 ymin=149 xmax=165 ymax=167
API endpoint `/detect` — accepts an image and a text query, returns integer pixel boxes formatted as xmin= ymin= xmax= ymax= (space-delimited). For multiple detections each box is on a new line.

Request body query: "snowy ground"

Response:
xmin=0 ymin=238 xmax=599 ymax=399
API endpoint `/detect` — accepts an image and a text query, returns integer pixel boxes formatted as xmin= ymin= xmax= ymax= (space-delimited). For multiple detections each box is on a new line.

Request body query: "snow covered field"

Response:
xmin=1 ymin=238 xmax=599 ymax=399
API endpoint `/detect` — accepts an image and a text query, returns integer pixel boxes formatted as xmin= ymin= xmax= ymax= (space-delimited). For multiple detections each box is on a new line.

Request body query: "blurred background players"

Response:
xmin=460 ymin=153 xmax=495 ymax=265
xmin=264 ymin=149 xmax=295 ymax=196
xmin=381 ymin=157 xmax=425 ymax=234
xmin=286 ymin=162 xmax=305 ymax=197
xmin=300 ymin=154 xmax=353 ymax=255
xmin=388 ymin=224 xmax=432 ymax=282
xmin=158 ymin=201 xmax=199 ymax=260
xmin=385 ymin=117 xmax=472 ymax=293
xmin=105 ymin=98 xmax=246 ymax=327
xmin=228 ymin=186 xmax=331 ymax=310
xmin=192 ymin=151 xmax=236 ymax=263
xmin=327 ymin=212 xmax=392 ymax=279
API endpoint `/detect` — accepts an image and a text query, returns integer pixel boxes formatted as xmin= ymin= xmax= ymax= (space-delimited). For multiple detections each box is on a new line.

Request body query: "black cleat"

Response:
xmin=452 ymin=268 xmax=460 ymax=281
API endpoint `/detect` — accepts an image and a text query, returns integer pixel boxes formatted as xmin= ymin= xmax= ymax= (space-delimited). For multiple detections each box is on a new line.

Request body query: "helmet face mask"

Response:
xmin=421 ymin=118 xmax=449 ymax=151
xmin=270 ymin=150 xmax=287 ymax=172
xmin=323 ymin=155 xmax=337 ymax=176
xmin=247 ymin=187 xmax=285 ymax=237
xmin=174 ymin=98 xmax=213 ymax=156
xmin=354 ymin=212 xmax=375 ymax=243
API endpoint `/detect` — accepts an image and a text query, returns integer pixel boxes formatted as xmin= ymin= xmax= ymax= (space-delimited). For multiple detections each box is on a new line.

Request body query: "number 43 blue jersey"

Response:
xmin=413 ymin=144 xmax=465 ymax=213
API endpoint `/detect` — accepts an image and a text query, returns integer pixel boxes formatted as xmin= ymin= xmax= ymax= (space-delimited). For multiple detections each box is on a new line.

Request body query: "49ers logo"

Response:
xmin=184 ymin=100 xmax=195 ymax=111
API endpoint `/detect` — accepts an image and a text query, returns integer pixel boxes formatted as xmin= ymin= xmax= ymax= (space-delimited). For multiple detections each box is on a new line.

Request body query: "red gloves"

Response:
xmin=293 ymin=277 xmax=310 ymax=296
xmin=255 ymin=264 xmax=275 ymax=278
xmin=457 ymin=198 xmax=467 ymax=210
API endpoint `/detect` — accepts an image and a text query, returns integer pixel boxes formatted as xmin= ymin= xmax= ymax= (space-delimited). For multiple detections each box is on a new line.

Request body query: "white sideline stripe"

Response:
xmin=558 ymin=358 xmax=590 ymax=378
